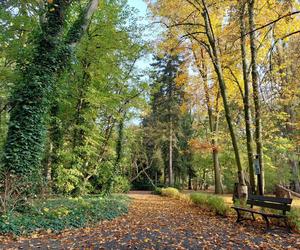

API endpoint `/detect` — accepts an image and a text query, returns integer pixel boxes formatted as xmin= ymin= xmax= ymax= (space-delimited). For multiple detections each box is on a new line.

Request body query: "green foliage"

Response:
xmin=0 ymin=2 xmax=38 ymax=152
xmin=263 ymin=137 xmax=293 ymax=193
xmin=207 ymin=196 xmax=229 ymax=216
xmin=46 ymin=0 xmax=146 ymax=196
xmin=2 ymin=1 xmax=71 ymax=178
xmin=0 ymin=195 xmax=129 ymax=236
xmin=111 ymin=176 xmax=131 ymax=193
xmin=219 ymin=150 xmax=236 ymax=192
xmin=161 ymin=187 xmax=180 ymax=198
xmin=55 ymin=164 xmax=84 ymax=194
xmin=288 ymin=208 xmax=300 ymax=232
xmin=152 ymin=187 xmax=162 ymax=195
xmin=233 ymin=198 xmax=247 ymax=207
xmin=159 ymin=187 xmax=191 ymax=203
xmin=190 ymin=193 xmax=229 ymax=216
xmin=190 ymin=193 xmax=209 ymax=206
xmin=139 ymin=54 xmax=195 ymax=187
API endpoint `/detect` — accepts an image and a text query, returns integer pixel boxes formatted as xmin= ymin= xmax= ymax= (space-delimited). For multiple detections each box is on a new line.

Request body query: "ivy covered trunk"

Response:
xmin=2 ymin=0 xmax=99 ymax=184
xmin=3 ymin=1 xmax=70 ymax=179
xmin=115 ymin=115 xmax=125 ymax=169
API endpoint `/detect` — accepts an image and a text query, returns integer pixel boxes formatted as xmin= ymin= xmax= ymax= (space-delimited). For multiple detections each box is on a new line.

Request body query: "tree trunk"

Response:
xmin=193 ymin=48 xmax=223 ymax=194
xmin=46 ymin=142 xmax=53 ymax=183
xmin=201 ymin=2 xmax=246 ymax=188
xmin=188 ymin=174 xmax=192 ymax=190
xmin=248 ymin=0 xmax=264 ymax=194
xmin=3 ymin=1 xmax=69 ymax=178
xmin=240 ymin=1 xmax=255 ymax=193
xmin=115 ymin=115 xmax=125 ymax=170
xmin=291 ymin=160 xmax=300 ymax=193
xmin=3 ymin=0 xmax=99 ymax=180
xmin=169 ymin=119 xmax=174 ymax=186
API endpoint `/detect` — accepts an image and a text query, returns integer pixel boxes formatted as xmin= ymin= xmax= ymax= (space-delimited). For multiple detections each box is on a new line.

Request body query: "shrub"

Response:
xmin=0 ymin=195 xmax=129 ymax=236
xmin=207 ymin=196 xmax=229 ymax=216
xmin=233 ymin=198 xmax=247 ymax=207
xmin=158 ymin=187 xmax=190 ymax=203
xmin=173 ymin=183 xmax=183 ymax=191
xmin=190 ymin=193 xmax=209 ymax=206
xmin=190 ymin=192 xmax=229 ymax=217
xmin=112 ymin=176 xmax=131 ymax=193
xmin=288 ymin=208 xmax=300 ymax=232
xmin=161 ymin=187 xmax=180 ymax=198
xmin=177 ymin=193 xmax=191 ymax=203
xmin=152 ymin=187 xmax=162 ymax=195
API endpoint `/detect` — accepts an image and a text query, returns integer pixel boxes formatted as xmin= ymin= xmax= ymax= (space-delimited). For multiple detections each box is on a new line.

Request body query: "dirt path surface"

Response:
xmin=0 ymin=194 xmax=299 ymax=249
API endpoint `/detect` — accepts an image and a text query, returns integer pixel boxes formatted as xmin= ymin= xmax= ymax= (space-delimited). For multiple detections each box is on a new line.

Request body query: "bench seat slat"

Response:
xmin=232 ymin=206 xmax=286 ymax=218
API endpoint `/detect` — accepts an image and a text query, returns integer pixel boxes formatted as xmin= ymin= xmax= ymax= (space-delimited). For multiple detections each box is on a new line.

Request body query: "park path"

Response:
xmin=0 ymin=193 xmax=299 ymax=249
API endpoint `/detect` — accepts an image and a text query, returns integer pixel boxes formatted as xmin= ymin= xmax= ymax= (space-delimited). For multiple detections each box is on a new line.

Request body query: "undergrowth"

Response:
xmin=0 ymin=195 xmax=129 ymax=236
xmin=161 ymin=187 xmax=180 ymax=198
xmin=288 ymin=208 xmax=300 ymax=232
xmin=190 ymin=193 xmax=229 ymax=216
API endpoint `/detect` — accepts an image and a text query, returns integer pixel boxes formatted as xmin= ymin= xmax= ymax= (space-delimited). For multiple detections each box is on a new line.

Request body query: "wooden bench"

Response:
xmin=232 ymin=195 xmax=292 ymax=232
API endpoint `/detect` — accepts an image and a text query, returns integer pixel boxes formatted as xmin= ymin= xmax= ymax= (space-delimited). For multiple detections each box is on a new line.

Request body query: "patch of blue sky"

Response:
xmin=125 ymin=0 xmax=164 ymax=125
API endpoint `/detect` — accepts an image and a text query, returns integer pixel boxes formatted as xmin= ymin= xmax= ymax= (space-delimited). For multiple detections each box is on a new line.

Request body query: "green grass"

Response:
xmin=190 ymin=193 xmax=229 ymax=216
xmin=288 ymin=207 xmax=300 ymax=231
xmin=189 ymin=191 xmax=300 ymax=230
xmin=187 ymin=190 xmax=300 ymax=208
xmin=0 ymin=195 xmax=129 ymax=236
xmin=157 ymin=188 xmax=229 ymax=216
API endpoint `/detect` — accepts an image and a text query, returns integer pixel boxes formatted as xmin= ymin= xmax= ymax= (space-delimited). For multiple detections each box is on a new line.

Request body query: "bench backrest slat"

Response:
xmin=248 ymin=195 xmax=292 ymax=204
xmin=247 ymin=200 xmax=291 ymax=211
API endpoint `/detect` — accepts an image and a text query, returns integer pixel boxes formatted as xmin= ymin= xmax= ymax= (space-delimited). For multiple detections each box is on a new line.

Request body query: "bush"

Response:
xmin=288 ymin=208 xmax=300 ymax=232
xmin=177 ymin=193 xmax=191 ymax=203
xmin=112 ymin=176 xmax=131 ymax=193
xmin=0 ymin=195 xmax=129 ymax=236
xmin=233 ymin=198 xmax=247 ymax=207
xmin=152 ymin=187 xmax=162 ymax=195
xmin=190 ymin=192 xmax=229 ymax=216
xmin=157 ymin=187 xmax=190 ymax=203
xmin=161 ymin=187 xmax=180 ymax=198
xmin=207 ymin=196 xmax=229 ymax=216
xmin=190 ymin=193 xmax=209 ymax=206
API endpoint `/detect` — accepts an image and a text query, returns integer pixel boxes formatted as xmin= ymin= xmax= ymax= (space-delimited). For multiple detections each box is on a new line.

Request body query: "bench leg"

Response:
xmin=234 ymin=209 xmax=243 ymax=223
xmin=261 ymin=215 xmax=271 ymax=232
xmin=237 ymin=210 xmax=242 ymax=223
xmin=251 ymin=212 xmax=255 ymax=221
xmin=284 ymin=217 xmax=291 ymax=233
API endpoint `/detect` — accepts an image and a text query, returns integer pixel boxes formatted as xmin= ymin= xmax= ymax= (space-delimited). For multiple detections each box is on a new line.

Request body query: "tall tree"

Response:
xmin=147 ymin=54 xmax=185 ymax=186
xmin=200 ymin=0 xmax=246 ymax=192
xmin=248 ymin=0 xmax=264 ymax=194
xmin=192 ymin=47 xmax=223 ymax=194
xmin=239 ymin=0 xmax=255 ymax=193
xmin=2 ymin=0 xmax=99 ymax=189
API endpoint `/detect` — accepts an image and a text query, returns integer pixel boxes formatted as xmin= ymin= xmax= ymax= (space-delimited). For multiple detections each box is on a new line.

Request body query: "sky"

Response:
xmin=126 ymin=0 xmax=154 ymax=72
xmin=125 ymin=1 xmax=151 ymax=125
xmin=127 ymin=0 xmax=148 ymax=17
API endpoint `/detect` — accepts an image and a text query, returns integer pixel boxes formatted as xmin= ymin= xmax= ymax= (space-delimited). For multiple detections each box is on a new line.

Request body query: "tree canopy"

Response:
xmin=0 ymin=0 xmax=299 ymax=213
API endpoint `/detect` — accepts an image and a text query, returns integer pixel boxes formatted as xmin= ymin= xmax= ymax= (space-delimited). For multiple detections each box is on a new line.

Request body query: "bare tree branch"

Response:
xmin=242 ymin=11 xmax=300 ymax=38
